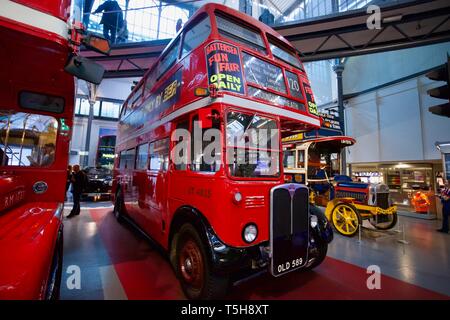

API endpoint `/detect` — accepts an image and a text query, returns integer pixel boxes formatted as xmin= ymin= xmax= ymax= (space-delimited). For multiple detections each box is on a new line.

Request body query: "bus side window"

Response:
xmin=136 ymin=143 xmax=149 ymax=170
xmin=297 ymin=150 xmax=305 ymax=168
xmin=149 ymin=138 xmax=169 ymax=171
xmin=191 ymin=112 xmax=221 ymax=173
xmin=161 ymin=138 xmax=169 ymax=171
xmin=130 ymin=148 xmax=136 ymax=169
xmin=181 ymin=15 xmax=211 ymax=58
xmin=120 ymin=148 xmax=135 ymax=170
xmin=119 ymin=151 xmax=125 ymax=169
xmin=156 ymin=37 xmax=180 ymax=80
xmin=173 ymin=121 xmax=189 ymax=171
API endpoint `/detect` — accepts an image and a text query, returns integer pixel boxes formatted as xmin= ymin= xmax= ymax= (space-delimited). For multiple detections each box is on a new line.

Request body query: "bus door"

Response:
xmin=168 ymin=119 xmax=190 ymax=209
xmin=142 ymin=138 xmax=170 ymax=240
xmin=118 ymin=148 xmax=137 ymax=218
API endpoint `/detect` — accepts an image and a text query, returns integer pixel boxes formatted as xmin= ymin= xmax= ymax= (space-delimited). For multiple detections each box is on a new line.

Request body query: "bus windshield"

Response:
xmin=226 ymin=111 xmax=279 ymax=178
xmin=0 ymin=111 xmax=58 ymax=167
xmin=307 ymin=144 xmax=340 ymax=180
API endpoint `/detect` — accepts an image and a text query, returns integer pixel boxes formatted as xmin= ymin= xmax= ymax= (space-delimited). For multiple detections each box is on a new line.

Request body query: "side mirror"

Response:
xmin=82 ymin=34 xmax=111 ymax=55
xmin=64 ymin=54 xmax=105 ymax=85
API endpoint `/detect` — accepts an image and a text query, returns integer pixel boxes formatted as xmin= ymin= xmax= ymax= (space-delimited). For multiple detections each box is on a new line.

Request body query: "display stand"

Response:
xmin=356 ymin=220 xmax=408 ymax=244
xmin=357 ymin=224 xmax=362 ymax=244
xmin=397 ymin=223 xmax=409 ymax=245
xmin=394 ymin=221 xmax=402 ymax=233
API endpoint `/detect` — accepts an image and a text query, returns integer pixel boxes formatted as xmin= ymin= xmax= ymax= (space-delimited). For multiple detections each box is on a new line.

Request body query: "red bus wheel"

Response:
xmin=179 ymin=239 xmax=204 ymax=291
xmin=45 ymin=227 xmax=63 ymax=300
xmin=175 ymin=224 xmax=229 ymax=300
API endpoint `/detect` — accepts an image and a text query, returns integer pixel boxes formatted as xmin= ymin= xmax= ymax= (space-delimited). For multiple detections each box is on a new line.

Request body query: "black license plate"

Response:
xmin=270 ymin=184 xmax=309 ymax=276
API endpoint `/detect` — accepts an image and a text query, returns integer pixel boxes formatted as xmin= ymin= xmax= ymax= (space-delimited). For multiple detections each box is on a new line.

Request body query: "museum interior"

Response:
xmin=0 ymin=0 xmax=449 ymax=302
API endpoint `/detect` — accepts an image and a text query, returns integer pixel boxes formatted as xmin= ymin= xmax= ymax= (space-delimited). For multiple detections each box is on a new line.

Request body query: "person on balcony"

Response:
xmin=93 ymin=0 xmax=124 ymax=44
xmin=259 ymin=9 xmax=274 ymax=25
xmin=176 ymin=19 xmax=183 ymax=33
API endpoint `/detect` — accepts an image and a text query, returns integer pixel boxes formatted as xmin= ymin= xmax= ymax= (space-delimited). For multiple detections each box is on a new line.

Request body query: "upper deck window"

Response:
xmin=269 ymin=38 xmax=303 ymax=70
xmin=181 ymin=15 xmax=211 ymax=57
xmin=157 ymin=37 xmax=180 ymax=79
xmin=215 ymin=14 xmax=266 ymax=54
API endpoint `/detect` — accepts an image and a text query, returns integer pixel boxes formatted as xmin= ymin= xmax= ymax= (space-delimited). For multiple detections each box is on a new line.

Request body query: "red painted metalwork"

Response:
xmin=0 ymin=0 xmax=75 ymax=299
xmin=113 ymin=3 xmax=321 ymax=251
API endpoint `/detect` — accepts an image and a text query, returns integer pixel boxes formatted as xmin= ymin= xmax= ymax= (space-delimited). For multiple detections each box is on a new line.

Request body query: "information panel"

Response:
xmin=242 ymin=52 xmax=286 ymax=94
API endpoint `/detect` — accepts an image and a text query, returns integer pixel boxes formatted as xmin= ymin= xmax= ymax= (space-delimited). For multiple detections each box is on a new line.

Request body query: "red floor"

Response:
xmin=89 ymin=208 xmax=449 ymax=300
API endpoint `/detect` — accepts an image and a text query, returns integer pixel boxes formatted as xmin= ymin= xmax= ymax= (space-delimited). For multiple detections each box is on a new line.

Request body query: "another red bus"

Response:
xmin=113 ymin=3 xmax=333 ymax=299
xmin=96 ymin=134 xmax=117 ymax=169
xmin=0 ymin=0 xmax=108 ymax=299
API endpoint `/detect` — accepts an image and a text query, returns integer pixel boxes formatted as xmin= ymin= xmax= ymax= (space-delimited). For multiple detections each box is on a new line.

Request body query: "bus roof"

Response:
xmin=126 ymin=3 xmax=300 ymax=104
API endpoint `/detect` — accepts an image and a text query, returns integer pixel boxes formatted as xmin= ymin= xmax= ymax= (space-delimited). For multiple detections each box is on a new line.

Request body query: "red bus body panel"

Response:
xmin=114 ymin=4 xmax=321 ymax=251
xmin=0 ymin=0 xmax=74 ymax=299
xmin=0 ymin=201 xmax=63 ymax=299
xmin=12 ymin=0 xmax=71 ymax=22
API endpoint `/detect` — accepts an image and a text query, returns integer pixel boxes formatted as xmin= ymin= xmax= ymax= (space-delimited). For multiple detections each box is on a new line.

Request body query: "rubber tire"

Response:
xmin=45 ymin=228 xmax=63 ymax=300
xmin=175 ymin=223 xmax=229 ymax=300
xmin=331 ymin=203 xmax=362 ymax=237
xmin=113 ymin=189 xmax=125 ymax=223
xmin=371 ymin=212 xmax=398 ymax=230
xmin=305 ymin=242 xmax=328 ymax=270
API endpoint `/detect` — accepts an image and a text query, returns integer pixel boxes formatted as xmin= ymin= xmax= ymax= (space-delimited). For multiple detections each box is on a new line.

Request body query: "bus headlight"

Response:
xmin=243 ymin=224 xmax=258 ymax=243
xmin=233 ymin=191 xmax=243 ymax=204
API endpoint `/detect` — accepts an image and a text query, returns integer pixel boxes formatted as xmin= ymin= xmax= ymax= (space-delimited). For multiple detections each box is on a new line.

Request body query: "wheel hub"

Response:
xmin=179 ymin=239 xmax=204 ymax=289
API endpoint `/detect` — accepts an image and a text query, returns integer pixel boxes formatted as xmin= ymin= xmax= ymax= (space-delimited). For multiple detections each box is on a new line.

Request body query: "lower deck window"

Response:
xmin=0 ymin=111 xmax=58 ymax=167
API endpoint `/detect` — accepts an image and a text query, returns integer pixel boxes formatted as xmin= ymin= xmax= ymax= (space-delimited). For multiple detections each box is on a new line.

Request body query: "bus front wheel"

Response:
xmin=175 ymin=223 xmax=229 ymax=300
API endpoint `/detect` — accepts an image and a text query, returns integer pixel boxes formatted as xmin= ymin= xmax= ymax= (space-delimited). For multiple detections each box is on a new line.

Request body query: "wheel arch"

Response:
xmin=168 ymin=205 xmax=215 ymax=268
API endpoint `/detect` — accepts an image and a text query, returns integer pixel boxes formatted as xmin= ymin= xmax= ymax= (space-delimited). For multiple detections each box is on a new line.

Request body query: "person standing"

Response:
xmin=437 ymin=179 xmax=450 ymax=233
xmin=67 ymin=165 xmax=87 ymax=218
xmin=259 ymin=9 xmax=274 ymax=25
xmin=65 ymin=165 xmax=72 ymax=201
xmin=93 ymin=0 xmax=124 ymax=44
xmin=176 ymin=19 xmax=183 ymax=33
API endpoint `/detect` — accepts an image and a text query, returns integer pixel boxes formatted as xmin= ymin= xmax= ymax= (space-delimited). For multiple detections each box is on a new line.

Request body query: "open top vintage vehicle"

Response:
xmin=283 ymin=112 xmax=397 ymax=237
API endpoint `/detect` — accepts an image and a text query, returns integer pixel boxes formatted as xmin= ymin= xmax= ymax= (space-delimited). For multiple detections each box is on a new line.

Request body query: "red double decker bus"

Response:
xmin=0 ymin=0 xmax=108 ymax=299
xmin=113 ymin=3 xmax=333 ymax=299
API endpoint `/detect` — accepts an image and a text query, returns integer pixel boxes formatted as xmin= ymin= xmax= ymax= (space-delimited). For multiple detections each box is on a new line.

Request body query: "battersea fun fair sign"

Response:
xmin=205 ymin=41 xmax=244 ymax=94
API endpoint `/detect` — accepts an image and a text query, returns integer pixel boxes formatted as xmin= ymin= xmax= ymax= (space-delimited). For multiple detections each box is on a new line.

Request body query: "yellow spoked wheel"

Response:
xmin=331 ymin=203 xmax=361 ymax=237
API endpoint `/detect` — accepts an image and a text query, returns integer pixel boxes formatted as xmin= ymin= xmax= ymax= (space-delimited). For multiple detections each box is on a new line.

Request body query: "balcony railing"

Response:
xmin=75 ymin=0 xmax=413 ymax=46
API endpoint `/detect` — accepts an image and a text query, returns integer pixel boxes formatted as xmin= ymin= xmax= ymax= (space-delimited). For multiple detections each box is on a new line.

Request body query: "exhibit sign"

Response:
xmin=304 ymin=110 xmax=343 ymax=138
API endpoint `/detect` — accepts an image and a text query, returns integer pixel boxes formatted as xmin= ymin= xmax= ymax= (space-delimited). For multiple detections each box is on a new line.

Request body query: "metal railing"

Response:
xmin=77 ymin=0 xmax=413 ymax=46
